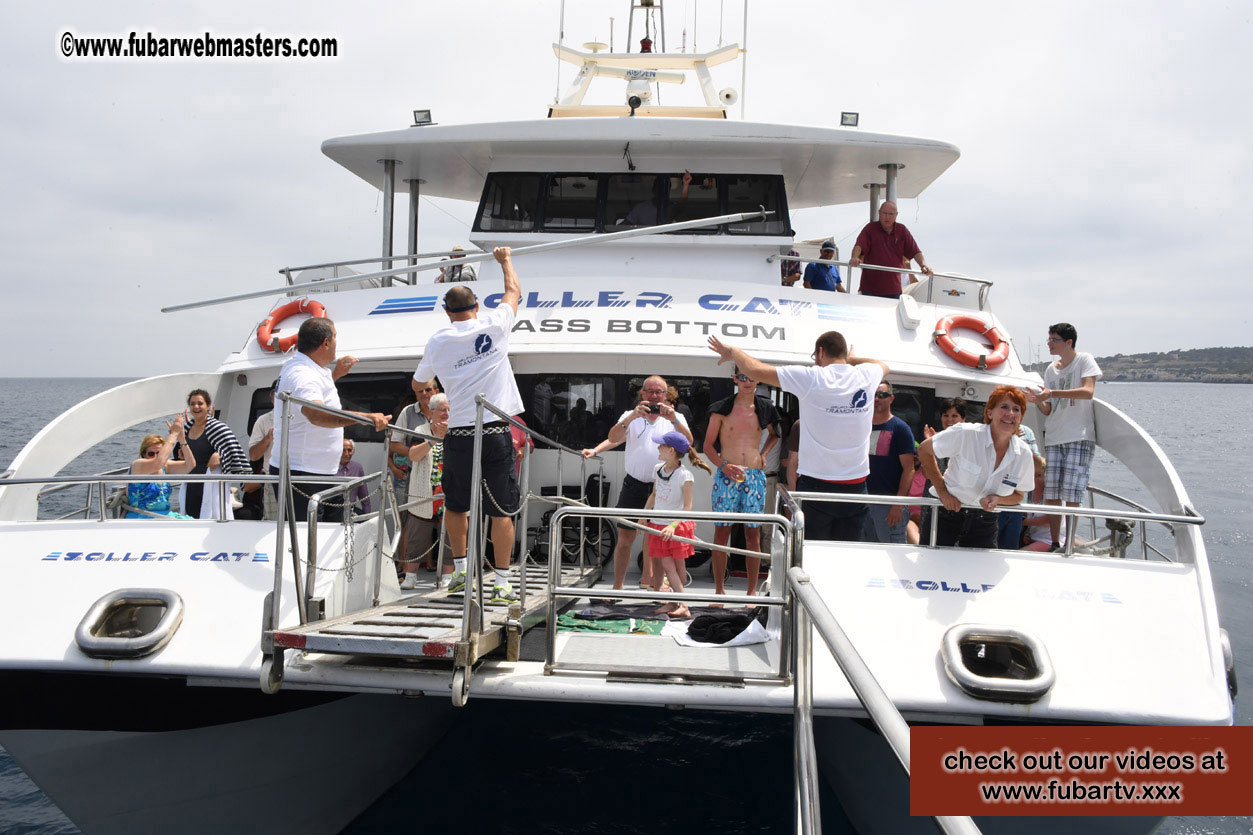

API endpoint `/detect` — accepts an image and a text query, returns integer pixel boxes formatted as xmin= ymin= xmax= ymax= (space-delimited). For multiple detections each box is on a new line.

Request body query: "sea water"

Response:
xmin=0 ymin=378 xmax=1248 ymax=834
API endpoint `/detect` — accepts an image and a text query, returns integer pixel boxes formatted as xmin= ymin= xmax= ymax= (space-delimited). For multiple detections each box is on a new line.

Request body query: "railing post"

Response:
xmin=96 ymin=481 xmax=106 ymax=521
xmin=518 ymin=440 xmax=531 ymax=610
xmin=372 ymin=469 xmax=388 ymax=607
xmin=792 ymin=569 xmax=821 ymax=835
xmin=880 ymin=162 xmax=900 ymax=205
xmin=380 ymin=159 xmax=399 ymax=288
xmin=405 ymin=178 xmax=423 ymax=285
xmin=465 ymin=396 xmax=487 ymax=635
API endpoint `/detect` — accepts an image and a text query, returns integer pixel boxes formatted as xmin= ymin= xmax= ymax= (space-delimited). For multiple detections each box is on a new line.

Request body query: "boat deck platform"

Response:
xmin=271 ymin=563 xmax=602 ymax=666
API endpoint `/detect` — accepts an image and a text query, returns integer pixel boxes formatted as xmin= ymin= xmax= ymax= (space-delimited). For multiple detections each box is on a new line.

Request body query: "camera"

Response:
xmin=648 ymin=404 xmax=661 ymax=414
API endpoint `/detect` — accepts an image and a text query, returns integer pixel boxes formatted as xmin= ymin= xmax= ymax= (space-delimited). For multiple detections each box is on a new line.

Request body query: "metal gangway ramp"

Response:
xmin=261 ymin=394 xmax=610 ymax=705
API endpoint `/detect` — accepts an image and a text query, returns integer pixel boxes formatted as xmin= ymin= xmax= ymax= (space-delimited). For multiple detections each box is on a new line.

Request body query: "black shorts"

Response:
xmin=442 ymin=425 xmax=519 ymax=517
xmin=615 ymin=474 xmax=653 ymax=530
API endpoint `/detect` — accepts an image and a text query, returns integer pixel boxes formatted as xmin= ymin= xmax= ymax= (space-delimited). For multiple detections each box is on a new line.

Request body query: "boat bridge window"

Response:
xmin=541 ymin=174 xmax=600 ymax=233
xmin=478 ymin=173 xmax=542 ymax=232
xmin=474 ymin=172 xmax=791 ymax=236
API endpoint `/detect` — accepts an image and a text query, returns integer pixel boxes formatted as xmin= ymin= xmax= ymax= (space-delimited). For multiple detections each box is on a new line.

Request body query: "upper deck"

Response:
xmin=321 ymin=117 xmax=960 ymax=210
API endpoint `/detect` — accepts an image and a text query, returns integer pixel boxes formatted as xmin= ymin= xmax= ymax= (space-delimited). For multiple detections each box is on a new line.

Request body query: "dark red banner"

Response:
xmin=911 ymin=726 xmax=1251 ymax=816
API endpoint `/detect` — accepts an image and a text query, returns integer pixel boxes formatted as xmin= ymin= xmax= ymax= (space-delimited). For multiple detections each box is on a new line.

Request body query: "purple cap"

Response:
xmin=652 ymin=429 xmax=690 ymax=454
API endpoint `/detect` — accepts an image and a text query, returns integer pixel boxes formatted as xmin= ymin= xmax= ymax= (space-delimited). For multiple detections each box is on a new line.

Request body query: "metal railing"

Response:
xmin=785 ymin=489 xmax=1202 ymax=557
xmin=771 ymin=252 xmax=994 ymax=308
xmin=279 ymin=247 xmax=479 ymax=286
xmin=164 ymin=208 xmax=773 ymax=313
xmin=0 ymin=471 xmax=321 ymax=523
xmin=788 ymin=561 xmax=981 ymax=835
xmin=267 ymin=393 xmax=439 ymax=627
xmin=543 ymin=504 xmax=793 ymax=680
xmin=463 ymin=393 xmax=609 ymax=638
xmin=1086 ymin=484 xmax=1177 ymax=562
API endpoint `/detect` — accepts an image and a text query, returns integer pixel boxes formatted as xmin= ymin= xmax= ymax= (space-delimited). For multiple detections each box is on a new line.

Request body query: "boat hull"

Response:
xmin=1 ymin=681 xmax=455 ymax=835
xmin=815 ymin=717 xmax=1161 ymax=835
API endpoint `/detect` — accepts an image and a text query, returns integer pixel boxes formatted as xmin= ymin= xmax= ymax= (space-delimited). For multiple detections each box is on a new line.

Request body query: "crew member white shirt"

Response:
xmin=1042 ymin=352 xmax=1103 ymax=446
xmin=620 ymin=410 xmax=691 ymax=482
xmin=271 ymin=351 xmax=343 ymax=474
xmin=775 ymin=363 xmax=884 ymax=481
xmin=649 ymin=463 xmax=694 ymax=524
xmin=249 ymin=410 xmax=274 ymax=449
xmin=928 ymin=423 xmax=1035 ymax=507
xmin=413 ymin=306 xmax=524 ymax=428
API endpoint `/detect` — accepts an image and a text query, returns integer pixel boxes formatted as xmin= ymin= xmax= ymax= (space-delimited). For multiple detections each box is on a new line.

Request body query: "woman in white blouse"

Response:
xmin=917 ymin=385 xmax=1035 ymax=548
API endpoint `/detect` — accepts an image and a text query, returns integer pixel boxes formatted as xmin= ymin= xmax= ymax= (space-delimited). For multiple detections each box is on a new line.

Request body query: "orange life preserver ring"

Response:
xmin=257 ymin=299 xmax=327 ymax=353
xmin=933 ymin=314 xmax=1010 ymax=370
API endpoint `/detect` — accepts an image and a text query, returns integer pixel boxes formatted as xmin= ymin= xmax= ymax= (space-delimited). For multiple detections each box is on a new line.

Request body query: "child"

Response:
xmin=643 ymin=430 xmax=712 ymax=618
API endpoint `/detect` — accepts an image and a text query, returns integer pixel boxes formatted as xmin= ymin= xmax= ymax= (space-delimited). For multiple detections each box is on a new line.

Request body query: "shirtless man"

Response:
xmin=702 ymin=366 xmax=780 ymax=597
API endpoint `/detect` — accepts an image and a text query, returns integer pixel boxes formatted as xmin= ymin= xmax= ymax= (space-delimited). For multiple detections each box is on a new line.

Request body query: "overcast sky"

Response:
xmin=3 ymin=0 xmax=1250 ymax=376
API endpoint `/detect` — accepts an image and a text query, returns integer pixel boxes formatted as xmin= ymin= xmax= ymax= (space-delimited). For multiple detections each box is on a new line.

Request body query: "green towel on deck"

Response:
xmin=556 ymin=613 xmax=665 ymax=635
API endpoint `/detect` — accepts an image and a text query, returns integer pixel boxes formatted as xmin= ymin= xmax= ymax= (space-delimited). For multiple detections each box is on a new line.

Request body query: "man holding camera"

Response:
xmin=583 ymin=376 xmax=693 ymax=591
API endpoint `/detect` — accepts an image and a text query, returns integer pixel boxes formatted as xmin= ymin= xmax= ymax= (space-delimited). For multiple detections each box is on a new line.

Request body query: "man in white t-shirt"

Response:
xmin=582 ymin=375 xmax=693 ymax=590
xmin=270 ymin=318 xmax=391 ymax=521
xmin=413 ymin=247 xmax=524 ymax=603
xmin=1025 ymin=322 xmax=1102 ymax=549
xmin=708 ymin=331 xmax=888 ymax=541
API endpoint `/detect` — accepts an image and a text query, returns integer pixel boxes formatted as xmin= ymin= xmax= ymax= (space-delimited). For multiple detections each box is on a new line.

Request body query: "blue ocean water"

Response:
xmin=0 ymin=378 xmax=1248 ymax=834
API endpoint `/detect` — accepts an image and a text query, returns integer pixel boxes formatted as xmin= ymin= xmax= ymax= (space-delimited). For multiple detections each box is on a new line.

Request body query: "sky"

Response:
xmin=2 ymin=0 xmax=1251 ymax=376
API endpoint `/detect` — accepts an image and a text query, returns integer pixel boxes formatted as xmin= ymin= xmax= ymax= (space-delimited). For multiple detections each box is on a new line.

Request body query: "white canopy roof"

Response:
xmin=321 ymin=117 xmax=960 ymax=209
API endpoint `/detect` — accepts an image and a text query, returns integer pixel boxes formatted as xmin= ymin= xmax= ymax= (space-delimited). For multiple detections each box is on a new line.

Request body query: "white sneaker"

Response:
xmin=400 ymin=573 xmax=420 ymax=590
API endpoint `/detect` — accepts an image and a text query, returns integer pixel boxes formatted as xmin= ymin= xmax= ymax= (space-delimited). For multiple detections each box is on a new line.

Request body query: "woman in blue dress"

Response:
xmin=126 ymin=416 xmax=197 ymax=519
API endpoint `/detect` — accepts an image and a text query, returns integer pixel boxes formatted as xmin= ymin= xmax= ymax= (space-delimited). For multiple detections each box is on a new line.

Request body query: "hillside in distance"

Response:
xmin=1026 ymin=346 xmax=1253 ymax=384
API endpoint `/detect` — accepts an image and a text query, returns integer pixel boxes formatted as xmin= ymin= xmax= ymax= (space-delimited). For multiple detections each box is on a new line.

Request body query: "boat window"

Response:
xmin=516 ymin=373 xmax=738 ymax=453
xmin=334 ymin=373 xmax=417 ymax=443
xmin=725 ymin=174 xmax=790 ymax=235
xmin=666 ymin=173 xmax=721 ymax=233
xmin=475 ymin=173 xmax=541 ymax=232
xmin=541 ymin=174 xmax=601 ymax=233
xmin=604 ymin=174 xmax=666 ymax=229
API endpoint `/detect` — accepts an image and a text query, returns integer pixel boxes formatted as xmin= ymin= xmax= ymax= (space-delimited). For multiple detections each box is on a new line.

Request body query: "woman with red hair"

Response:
xmin=917 ymin=385 xmax=1035 ymax=548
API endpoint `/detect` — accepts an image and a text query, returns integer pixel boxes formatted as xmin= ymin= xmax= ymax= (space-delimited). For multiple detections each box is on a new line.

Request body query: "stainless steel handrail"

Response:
xmin=163 ymin=208 xmax=773 ymax=312
xmin=786 ymin=489 xmax=1203 ymax=526
xmin=544 ymin=504 xmax=793 ymax=680
xmin=771 ymin=253 xmax=991 ymax=287
xmin=788 ymin=566 xmax=981 ymax=835
xmin=280 ymin=247 xmax=485 ymax=275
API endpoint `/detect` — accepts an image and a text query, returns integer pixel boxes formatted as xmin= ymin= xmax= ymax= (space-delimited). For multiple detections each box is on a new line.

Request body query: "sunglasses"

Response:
xmin=143 ymin=448 xmax=160 ymax=457
xmin=875 ymin=392 xmax=893 ymax=399
xmin=733 ymin=373 xmax=750 ymax=382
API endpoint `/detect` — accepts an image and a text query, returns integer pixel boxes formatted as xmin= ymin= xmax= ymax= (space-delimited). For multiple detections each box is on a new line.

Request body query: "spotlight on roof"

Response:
xmin=412 ymin=109 xmax=434 ymax=127
xmin=840 ymin=112 xmax=859 ymax=128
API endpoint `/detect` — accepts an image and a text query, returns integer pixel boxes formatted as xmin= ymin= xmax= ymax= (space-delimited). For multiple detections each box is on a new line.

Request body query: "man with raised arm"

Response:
xmin=703 ymin=367 xmax=780 ymax=598
xmin=413 ymin=247 xmax=524 ymax=603
xmin=708 ymin=332 xmax=888 ymax=541
xmin=849 ymin=201 xmax=933 ymax=298
xmin=270 ymin=318 xmax=390 ymax=522
xmin=1024 ymin=322 xmax=1102 ymax=550
xmin=582 ymin=376 xmax=693 ymax=591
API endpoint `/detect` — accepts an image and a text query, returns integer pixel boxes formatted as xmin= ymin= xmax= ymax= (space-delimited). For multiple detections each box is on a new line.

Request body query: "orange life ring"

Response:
xmin=257 ymin=299 xmax=327 ymax=353
xmin=933 ymin=314 xmax=1011 ymax=370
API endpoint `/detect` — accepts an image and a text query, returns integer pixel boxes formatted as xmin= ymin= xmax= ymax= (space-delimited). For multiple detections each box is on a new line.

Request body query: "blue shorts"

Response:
xmin=712 ymin=467 xmax=767 ymax=527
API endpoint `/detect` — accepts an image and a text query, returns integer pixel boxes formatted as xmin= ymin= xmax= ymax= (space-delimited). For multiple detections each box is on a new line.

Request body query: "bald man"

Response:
xmin=849 ymin=201 xmax=933 ymax=298
xmin=583 ymin=375 xmax=694 ymax=590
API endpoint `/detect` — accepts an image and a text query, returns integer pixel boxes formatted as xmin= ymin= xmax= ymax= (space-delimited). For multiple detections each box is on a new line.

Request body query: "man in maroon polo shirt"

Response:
xmin=849 ymin=201 xmax=934 ymax=298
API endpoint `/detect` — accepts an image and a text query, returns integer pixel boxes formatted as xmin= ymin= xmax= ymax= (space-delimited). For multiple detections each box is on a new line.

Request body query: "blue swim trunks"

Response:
xmin=711 ymin=467 xmax=767 ymax=527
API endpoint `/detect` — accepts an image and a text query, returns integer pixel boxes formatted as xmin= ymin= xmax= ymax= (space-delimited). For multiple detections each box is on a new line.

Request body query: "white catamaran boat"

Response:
xmin=0 ymin=7 xmax=1236 ymax=834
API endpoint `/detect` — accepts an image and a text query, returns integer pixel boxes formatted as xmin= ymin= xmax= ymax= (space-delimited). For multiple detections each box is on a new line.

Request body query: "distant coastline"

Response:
xmin=1026 ymin=346 xmax=1253 ymax=384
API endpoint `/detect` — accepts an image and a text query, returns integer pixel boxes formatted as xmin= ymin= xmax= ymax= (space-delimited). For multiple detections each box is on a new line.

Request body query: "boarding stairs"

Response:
xmin=271 ymin=563 xmax=599 ymax=666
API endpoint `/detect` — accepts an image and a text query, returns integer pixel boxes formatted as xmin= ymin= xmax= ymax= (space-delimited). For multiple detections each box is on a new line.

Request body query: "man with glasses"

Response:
xmin=1025 ymin=323 xmax=1102 ymax=550
xmin=864 ymin=382 xmax=916 ymax=543
xmin=709 ymin=331 xmax=888 ymax=542
xmin=849 ymin=200 xmax=933 ymax=298
xmin=703 ymin=367 xmax=781 ymax=597
xmin=583 ymin=376 xmax=694 ymax=591
xmin=413 ymin=247 xmax=524 ymax=603
xmin=393 ymin=378 xmax=441 ymax=573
